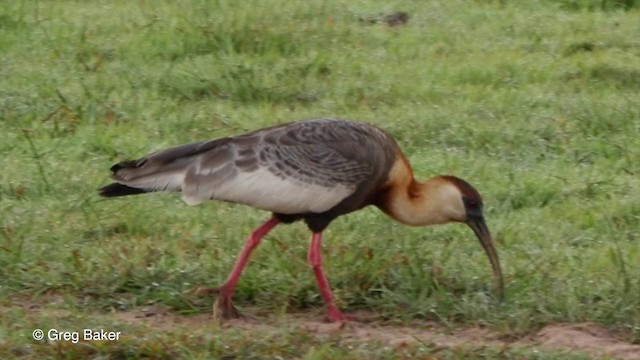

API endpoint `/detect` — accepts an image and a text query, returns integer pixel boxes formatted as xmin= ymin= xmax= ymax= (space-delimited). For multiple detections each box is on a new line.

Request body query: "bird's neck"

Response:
xmin=379 ymin=157 xmax=454 ymax=226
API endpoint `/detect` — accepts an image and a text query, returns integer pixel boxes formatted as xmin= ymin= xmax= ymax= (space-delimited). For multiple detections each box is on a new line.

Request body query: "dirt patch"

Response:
xmin=112 ymin=304 xmax=213 ymax=332
xmin=111 ymin=305 xmax=640 ymax=359
xmin=536 ymin=323 xmax=640 ymax=360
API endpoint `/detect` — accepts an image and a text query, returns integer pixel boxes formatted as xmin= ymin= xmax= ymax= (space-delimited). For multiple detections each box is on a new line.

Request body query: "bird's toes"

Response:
xmin=213 ymin=296 xmax=242 ymax=320
xmin=326 ymin=309 xmax=358 ymax=324
xmin=192 ymin=286 xmax=222 ymax=297
xmin=191 ymin=285 xmax=242 ymax=320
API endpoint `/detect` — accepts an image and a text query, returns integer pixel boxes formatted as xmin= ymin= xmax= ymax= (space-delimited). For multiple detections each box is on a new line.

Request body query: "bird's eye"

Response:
xmin=467 ymin=201 xmax=478 ymax=209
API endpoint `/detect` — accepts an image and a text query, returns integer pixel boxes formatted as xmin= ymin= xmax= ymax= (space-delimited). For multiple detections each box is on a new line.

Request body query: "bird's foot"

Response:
xmin=326 ymin=306 xmax=357 ymax=323
xmin=194 ymin=286 xmax=242 ymax=319
xmin=213 ymin=293 xmax=242 ymax=320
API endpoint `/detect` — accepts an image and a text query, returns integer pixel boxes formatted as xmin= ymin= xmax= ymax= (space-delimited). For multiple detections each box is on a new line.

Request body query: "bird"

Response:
xmin=99 ymin=118 xmax=504 ymax=322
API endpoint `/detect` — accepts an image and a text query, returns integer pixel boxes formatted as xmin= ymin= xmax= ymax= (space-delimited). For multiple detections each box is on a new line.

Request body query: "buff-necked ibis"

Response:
xmin=99 ymin=118 xmax=504 ymax=322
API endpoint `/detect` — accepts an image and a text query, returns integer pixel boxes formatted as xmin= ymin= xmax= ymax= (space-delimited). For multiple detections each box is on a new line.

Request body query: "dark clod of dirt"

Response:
xmin=384 ymin=12 xmax=410 ymax=27
xmin=360 ymin=12 xmax=410 ymax=27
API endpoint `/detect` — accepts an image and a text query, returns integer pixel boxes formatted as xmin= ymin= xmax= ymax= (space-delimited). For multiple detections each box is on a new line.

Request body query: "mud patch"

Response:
xmin=111 ymin=305 xmax=640 ymax=359
xmin=536 ymin=323 xmax=640 ymax=360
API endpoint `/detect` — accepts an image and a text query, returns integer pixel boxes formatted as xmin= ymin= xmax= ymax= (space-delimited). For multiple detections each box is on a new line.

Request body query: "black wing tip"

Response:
xmin=99 ymin=183 xmax=147 ymax=197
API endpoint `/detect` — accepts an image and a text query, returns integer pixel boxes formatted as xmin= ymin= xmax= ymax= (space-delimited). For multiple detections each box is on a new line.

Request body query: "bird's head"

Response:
xmin=418 ymin=176 xmax=504 ymax=299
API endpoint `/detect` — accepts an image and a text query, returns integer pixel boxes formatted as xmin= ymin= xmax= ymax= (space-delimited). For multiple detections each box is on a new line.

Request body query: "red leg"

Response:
xmin=210 ymin=217 xmax=279 ymax=318
xmin=308 ymin=232 xmax=352 ymax=322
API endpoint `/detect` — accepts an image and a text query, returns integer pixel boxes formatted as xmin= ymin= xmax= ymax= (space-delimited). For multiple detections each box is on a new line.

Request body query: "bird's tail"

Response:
xmin=98 ymin=159 xmax=164 ymax=198
xmin=98 ymin=156 xmax=187 ymax=198
xmin=98 ymin=139 xmax=228 ymax=199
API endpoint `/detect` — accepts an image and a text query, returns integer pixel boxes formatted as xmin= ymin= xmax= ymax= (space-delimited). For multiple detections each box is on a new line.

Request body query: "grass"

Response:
xmin=1 ymin=0 xmax=639 ymax=358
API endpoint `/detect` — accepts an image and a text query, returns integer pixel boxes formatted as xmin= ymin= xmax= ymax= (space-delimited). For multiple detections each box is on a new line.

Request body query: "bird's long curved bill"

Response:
xmin=467 ymin=217 xmax=504 ymax=300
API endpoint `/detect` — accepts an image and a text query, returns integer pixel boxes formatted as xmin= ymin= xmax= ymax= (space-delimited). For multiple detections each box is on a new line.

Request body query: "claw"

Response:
xmin=196 ymin=285 xmax=242 ymax=319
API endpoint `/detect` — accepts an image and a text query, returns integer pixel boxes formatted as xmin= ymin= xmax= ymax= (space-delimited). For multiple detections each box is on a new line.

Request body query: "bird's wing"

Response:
xmin=182 ymin=122 xmax=378 ymax=213
xmin=110 ymin=120 xmax=387 ymax=214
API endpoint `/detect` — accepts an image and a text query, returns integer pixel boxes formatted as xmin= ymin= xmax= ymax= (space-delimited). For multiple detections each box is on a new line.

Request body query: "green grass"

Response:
xmin=1 ymin=0 xmax=639 ymax=358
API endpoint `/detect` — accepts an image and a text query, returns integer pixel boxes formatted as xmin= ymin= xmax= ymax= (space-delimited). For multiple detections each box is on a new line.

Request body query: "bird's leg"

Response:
xmin=203 ymin=217 xmax=280 ymax=319
xmin=308 ymin=232 xmax=353 ymax=322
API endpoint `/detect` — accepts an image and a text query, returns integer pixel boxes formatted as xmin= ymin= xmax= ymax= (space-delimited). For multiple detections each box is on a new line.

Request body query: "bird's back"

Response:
xmin=102 ymin=119 xmax=399 ymax=222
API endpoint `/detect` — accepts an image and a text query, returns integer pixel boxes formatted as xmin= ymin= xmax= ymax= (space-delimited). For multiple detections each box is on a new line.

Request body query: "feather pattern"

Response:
xmin=104 ymin=119 xmax=398 ymax=215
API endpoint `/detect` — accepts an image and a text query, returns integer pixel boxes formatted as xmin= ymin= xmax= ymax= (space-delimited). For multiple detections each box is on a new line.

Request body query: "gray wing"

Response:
xmin=110 ymin=119 xmax=395 ymax=214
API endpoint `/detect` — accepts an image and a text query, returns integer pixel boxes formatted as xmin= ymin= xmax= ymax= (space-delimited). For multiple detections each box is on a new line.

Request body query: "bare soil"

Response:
xmin=112 ymin=305 xmax=640 ymax=360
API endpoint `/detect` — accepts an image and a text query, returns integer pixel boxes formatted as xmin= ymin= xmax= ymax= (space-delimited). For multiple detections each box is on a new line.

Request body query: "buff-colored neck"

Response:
xmin=381 ymin=157 xmax=465 ymax=226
